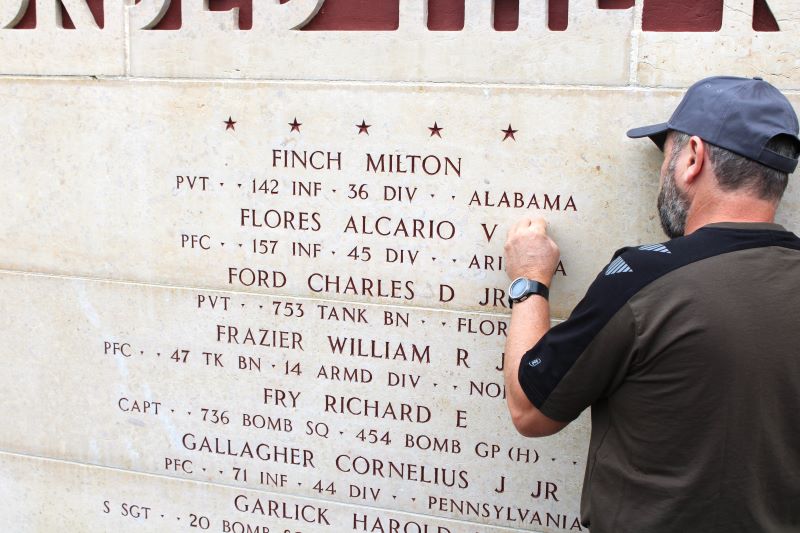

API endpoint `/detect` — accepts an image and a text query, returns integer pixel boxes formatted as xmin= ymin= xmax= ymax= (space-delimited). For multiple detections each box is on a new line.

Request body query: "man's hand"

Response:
xmin=504 ymin=216 xmax=561 ymax=285
xmin=502 ymin=215 xmax=568 ymax=438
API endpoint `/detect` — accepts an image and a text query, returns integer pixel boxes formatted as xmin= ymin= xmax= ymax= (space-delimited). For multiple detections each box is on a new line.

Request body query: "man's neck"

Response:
xmin=684 ymin=193 xmax=777 ymax=235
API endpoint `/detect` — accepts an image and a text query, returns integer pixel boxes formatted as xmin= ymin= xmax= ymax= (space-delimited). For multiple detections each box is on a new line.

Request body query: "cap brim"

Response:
xmin=626 ymin=122 xmax=669 ymax=150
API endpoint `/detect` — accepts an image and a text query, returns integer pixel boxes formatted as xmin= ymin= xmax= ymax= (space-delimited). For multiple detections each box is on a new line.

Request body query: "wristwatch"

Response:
xmin=507 ymin=277 xmax=549 ymax=308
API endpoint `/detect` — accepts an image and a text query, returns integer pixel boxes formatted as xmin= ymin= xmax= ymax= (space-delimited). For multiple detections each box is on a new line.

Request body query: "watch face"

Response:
xmin=509 ymin=278 xmax=528 ymax=299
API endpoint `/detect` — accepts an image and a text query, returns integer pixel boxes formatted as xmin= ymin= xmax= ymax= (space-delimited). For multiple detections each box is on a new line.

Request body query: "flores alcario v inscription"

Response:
xmin=179 ymin=116 xmax=574 ymax=315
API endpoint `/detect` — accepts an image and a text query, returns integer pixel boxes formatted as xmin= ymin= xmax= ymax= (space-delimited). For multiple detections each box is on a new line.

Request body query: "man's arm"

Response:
xmin=503 ymin=216 xmax=568 ymax=437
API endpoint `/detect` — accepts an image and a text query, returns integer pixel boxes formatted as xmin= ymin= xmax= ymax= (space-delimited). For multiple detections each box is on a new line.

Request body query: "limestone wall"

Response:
xmin=1 ymin=2 xmax=798 ymax=532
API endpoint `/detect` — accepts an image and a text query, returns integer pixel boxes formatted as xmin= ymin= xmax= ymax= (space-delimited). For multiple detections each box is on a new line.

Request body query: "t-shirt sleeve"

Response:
xmin=518 ymin=263 xmax=639 ymax=422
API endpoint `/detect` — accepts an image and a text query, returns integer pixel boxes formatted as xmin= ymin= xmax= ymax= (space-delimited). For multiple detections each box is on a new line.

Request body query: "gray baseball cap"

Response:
xmin=627 ymin=76 xmax=800 ymax=173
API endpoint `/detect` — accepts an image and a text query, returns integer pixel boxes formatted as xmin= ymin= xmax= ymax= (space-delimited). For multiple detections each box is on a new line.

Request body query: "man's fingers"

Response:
xmin=510 ymin=216 xmax=533 ymax=234
xmin=507 ymin=217 xmax=550 ymax=248
xmin=528 ymin=217 xmax=548 ymax=234
xmin=516 ymin=217 xmax=548 ymax=237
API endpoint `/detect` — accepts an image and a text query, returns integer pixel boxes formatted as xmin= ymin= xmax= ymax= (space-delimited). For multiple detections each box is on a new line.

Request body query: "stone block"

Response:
xmin=637 ymin=0 xmax=800 ymax=89
xmin=0 ymin=79 xmax=714 ymax=320
xmin=0 ymin=0 xmax=125 ymax=76
xmin=0 ymin=271 xmax=588 ymax=531
xmin=127 ymin=0 xmax=633 ymax=85
xmin=0 ymin=451 xmax=570 ymax=531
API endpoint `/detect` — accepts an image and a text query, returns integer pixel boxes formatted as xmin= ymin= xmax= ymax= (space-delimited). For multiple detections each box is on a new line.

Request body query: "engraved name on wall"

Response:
xmin=0 ymin=272 xmax=589 ymax=531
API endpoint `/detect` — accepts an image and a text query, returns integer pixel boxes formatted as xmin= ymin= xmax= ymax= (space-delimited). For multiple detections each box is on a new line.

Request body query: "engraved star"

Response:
xmin=224 ymin=116 xmax=236 ymax=131
xmin=428 ymin=122 xmax=443 ymax=138
xmin=502 ymin=124 xmax=518 ymax=141
xmin=357 ymin=120 xmax=371 ymax=135
xmin=289 ymin=117 xmax=302 ymax=133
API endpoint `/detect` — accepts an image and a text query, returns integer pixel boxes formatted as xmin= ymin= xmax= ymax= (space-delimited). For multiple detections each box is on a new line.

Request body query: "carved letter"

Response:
xmin=464 ymin=1 xmax=494 ymax=31
xmin=494 ymin=475 xmax=506 ymax=494
xmin=253 ymin=0 xmax=325 ymax=31
xmin=399 ymin=0 xmax=427 ymax=32
xmin=183 ymin=0 xmax=238 ymax=32
xmin=0 ymin=0 xmax=28 ymax=29
xmin=129 ymin=0 xmax=171 ymax=30
xmin=39 ymin=0 xmax=99 ymax=29
xmin=517 ymin=0 xmax=549 ymax=32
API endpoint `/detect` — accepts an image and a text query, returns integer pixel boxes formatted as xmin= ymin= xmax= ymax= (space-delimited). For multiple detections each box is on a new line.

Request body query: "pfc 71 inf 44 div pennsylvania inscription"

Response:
xmin=0 ymin=272 xmax=589 ymax=531
xmin=103 ymin=286 xmax=585 ymax=531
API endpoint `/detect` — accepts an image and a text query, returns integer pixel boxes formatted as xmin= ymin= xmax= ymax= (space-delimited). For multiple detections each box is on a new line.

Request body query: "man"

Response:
xmin=502 ymin=76 xmax=800 ymax=532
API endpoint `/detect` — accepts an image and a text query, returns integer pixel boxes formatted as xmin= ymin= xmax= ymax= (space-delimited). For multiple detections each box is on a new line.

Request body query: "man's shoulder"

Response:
xmin=589 ymin=241 xmax=676 ymax=290
xmin=603 ymin=241 xmax=674 ymax=278
xmin=587 ymin=225 xmax=800 ymax=307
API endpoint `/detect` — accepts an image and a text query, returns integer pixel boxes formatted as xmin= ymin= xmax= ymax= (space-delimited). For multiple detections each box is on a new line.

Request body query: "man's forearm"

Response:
xmin=501 ymin=215 xmax=568 ymax=437
xmin=503 ymin=296 xmax=567 ymax=437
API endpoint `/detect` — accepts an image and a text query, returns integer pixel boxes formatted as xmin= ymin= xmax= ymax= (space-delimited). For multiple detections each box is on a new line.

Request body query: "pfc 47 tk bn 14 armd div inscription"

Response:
xmin=0 ymin=273 xmax=589 ymax=531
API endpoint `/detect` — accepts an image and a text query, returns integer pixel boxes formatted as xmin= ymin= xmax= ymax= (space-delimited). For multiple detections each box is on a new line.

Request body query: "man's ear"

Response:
xmin=682 ymin=135 xmax=706 ymax=186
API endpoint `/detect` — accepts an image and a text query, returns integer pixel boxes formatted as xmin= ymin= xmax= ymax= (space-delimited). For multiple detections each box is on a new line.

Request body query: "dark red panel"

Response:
xmin=302 ymin=0 xmax=399 ymax=31
xmin=14 ymin=0 xmax=105 ymax=29
xmin=494 ymin=0 xmax=519 ymax=31
xmin=14 ymin=0 xmax=36 ymax=28
xmin=427 ymin=0 xmax=463 ymax=31
xmin=549 ymin=0 xmax=567 ymax=31
xmin=9 ymin=0 xmax=784 ymax=33
xmin=599 ymin=0 xmax=635 ymax=8
xmin=753 ymin=0 xmax=779 ymax=31
xmin=61 ymin=2 xmax=75 ymax=28
xmin=643 ymin=0 xmax=723 ymax=32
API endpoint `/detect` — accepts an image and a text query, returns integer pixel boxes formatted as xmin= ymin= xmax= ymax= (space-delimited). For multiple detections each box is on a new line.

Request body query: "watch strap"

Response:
xmin=508 ymin=279 xmax=549 ymax=308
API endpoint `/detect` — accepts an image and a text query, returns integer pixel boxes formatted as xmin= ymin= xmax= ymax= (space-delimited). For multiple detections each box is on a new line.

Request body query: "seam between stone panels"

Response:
xmin=0 ymin=268 xmax=567 ymax=325
xmin=123 ymin=1 xmax=131 ymax=78
xmin=0 ymin=268 xmax=552 ymax=321
xmin=0 ymin=74 xmax=797 ymax=94
xmin=0 ymin=268 xmax=564 ymax=324
xmin=628 ymin=0 xmax=643 ymax=87
xmin=0 ymin=74 xmax=798 ymax=94
xmin=0 ymin=74 xmax=745 ymax=93
xmin=0 ymin=74 xmax=639 ymax=90
xmin=0 ymin=450 xmax=545 ymax=533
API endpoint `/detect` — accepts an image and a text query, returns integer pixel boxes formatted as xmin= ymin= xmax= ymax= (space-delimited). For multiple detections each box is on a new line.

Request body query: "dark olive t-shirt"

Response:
xmin=519 ymin=223 xmax=800 ymax=533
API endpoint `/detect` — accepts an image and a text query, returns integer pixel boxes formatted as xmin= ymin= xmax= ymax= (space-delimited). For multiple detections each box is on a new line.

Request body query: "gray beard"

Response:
xmin=657 ymin=167 xmax=689 ymax=239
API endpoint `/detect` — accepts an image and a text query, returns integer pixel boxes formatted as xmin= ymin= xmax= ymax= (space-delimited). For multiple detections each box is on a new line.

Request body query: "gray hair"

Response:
xmin=668 ymin=131 xmax=797 ymax=202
